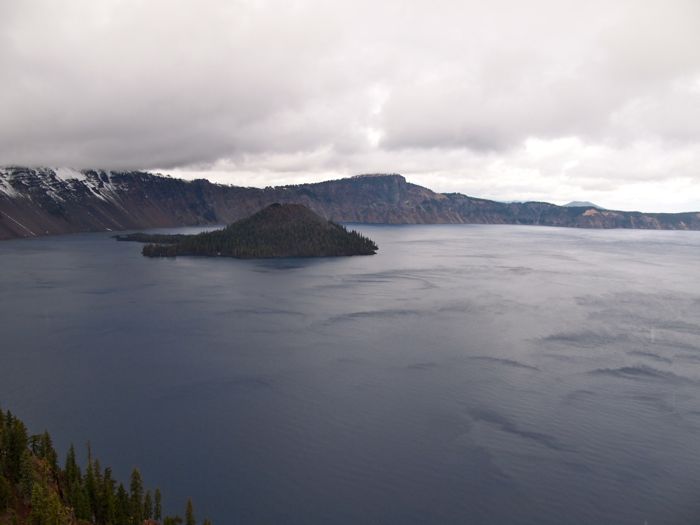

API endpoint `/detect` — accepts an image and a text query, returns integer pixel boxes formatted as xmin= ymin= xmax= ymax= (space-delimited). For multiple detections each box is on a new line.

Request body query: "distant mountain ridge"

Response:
xmin=0 ymin=167 xmax=699 ymax=240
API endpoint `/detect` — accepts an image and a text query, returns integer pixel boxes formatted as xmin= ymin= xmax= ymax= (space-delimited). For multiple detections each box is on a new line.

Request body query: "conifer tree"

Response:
xmin=4 ymin=412 xmax=28 ymax=482
xmin=115 ymin=483 xmax=130 ymax=525
xmin=129 ymin=468 xmax=144 ymax=524
xmin=64 ymin=443 xmax=86 ymax=516
xmin=154 ymin=488 xmax=162 ymax=521
xmin=85 ymin=461 xmax=97 ymax=519
xmin=93 ymin=456 xmax=104 ymax=519
xmin=19 ymin=449 xmax=33 ymax=502
xmin=29 ymin=482 xmax=67 ymax=525
xmin=185 ymin=498 xmax=196 ymax=525
xmin=64 ymin=444 xmax=79 ymax=488
xmin=74 ymin=483 xmax=92 ymax=522
xmin=143 ymin=489 xmax=153 ymax=520
xmin=30 ymin=483 xmax=48 ymax=524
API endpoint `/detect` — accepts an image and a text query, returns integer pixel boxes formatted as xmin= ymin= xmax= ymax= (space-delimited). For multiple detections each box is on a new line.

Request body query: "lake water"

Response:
xmin=1 ymin=224 xmax=700 ymax=524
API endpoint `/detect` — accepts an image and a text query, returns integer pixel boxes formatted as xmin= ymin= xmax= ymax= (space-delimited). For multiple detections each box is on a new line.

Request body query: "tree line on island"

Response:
xmin=116 ymin=203 xmax=378 ymax=258
xmin=0 ymin=408 xmax=210 ymax=525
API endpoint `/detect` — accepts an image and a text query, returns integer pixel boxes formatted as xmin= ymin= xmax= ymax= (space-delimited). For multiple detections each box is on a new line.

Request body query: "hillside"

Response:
xmin=0 ymin=408 xmax=209 ymax=525
xmin=564 ymin=201 xmax=603 ymax=209
xmin=1 ymin=167 xmax=699 ymax=240
xmin=120 ymin=203 xmax=378 ymax=258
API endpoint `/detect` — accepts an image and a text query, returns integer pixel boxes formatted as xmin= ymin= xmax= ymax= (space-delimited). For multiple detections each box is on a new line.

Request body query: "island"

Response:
xmin=116 ymin=203 xmax=378 ymax=258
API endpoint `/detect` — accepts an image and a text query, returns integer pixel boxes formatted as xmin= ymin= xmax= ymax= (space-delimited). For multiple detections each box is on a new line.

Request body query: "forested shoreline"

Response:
xmin=0 ymin=409 xmax=210 ymax=525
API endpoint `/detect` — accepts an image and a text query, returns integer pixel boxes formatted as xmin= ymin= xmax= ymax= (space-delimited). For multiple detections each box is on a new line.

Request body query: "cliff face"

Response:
xmin=0 ymin=168 xmax=216 ymax=239
xmin=1 ymin=167 xmax=699 ymax=240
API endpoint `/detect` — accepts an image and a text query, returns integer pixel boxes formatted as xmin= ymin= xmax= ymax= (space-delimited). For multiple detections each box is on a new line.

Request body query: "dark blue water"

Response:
xmin=2 ymin=225 xmax=700 ymax=524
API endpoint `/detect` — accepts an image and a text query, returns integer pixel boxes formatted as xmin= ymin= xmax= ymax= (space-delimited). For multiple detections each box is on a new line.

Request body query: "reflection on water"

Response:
xmin=1 ymin=225 xmax=700 ymax=524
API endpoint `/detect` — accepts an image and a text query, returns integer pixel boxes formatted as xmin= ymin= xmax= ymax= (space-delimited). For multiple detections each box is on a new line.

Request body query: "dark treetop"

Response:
xmin=120 ymin=203 xmax=378 ymax=258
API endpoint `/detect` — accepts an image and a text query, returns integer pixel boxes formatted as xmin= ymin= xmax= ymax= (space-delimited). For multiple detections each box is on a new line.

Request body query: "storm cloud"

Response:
xmin=2 ymin=0 xmax=700 ymax=211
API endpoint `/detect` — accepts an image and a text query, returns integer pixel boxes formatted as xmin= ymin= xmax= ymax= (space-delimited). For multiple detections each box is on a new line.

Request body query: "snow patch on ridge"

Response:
xmin=53 ymin=167 xmax=87 ymax=181
xmin=0 ymin=169 xmax=19 ymax=197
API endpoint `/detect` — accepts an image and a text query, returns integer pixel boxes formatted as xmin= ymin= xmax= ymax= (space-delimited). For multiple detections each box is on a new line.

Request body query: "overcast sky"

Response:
xmin=2 ymin=0 xmax=700 ymax=211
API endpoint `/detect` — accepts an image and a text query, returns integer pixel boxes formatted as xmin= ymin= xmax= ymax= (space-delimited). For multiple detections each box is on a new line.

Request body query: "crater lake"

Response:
xmin=1 ymin=224 xmax=699 ymax=524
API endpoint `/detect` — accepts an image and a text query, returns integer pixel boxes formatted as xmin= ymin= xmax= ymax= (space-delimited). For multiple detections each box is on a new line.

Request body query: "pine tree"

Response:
xmin=64 ymin=444 xmax=80 ymax=488
xmin=85 ymin=450 xmax=97 ymax=520
xmin=129 ymin=468 xmax=144 ymax=524
xmin=93 ymin=457 xmax=104 ymax=519
xmin=115 ymin=483 xmax=130 ymax=525
xmin=143 ymin=489 xmax=153 ymax=520
xmin=29 ymin=482 xmax=67 ymax=525
xmin=19 ymin=449 xmax=34 ymax=502
xmin=30 ymin=483 xmax=48 ymax=524
xmin=185 ymin=498 xmax=196 ymax=525
xmin=64 ymin=443 xmax=85 ymax=515
xmin=101 ymin=467 xmax=117 ymax=524
xmin=4 ymin=412 xmax=28 ymax=482
xmin=0 ymin=411 xmax=4 ymax=480
xmin=74 ymin=483 xmax=92 ymax=522
xmin=154 ymin=488 xmax=162 ymax=521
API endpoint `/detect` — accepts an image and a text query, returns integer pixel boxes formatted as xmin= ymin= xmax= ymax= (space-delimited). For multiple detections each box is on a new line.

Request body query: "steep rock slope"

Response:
xmin=1 ymin=167 xmax=698 ymax=240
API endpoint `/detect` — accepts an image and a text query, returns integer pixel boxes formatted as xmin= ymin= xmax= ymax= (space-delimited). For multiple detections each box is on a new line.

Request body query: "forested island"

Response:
xmin=0 ymin=408 xmax=209 ymax=525
xmin=117 ymin=203 xmax=378 ymax=258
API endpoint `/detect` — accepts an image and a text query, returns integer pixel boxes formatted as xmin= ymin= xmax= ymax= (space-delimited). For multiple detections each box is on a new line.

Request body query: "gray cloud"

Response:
xmin=1 ymin=0 xmax=700 ymax=211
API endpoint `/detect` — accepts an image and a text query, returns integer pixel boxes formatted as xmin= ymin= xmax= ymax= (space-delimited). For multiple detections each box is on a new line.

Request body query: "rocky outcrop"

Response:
xmin=1 ymin=167 xmax=699 ymax=240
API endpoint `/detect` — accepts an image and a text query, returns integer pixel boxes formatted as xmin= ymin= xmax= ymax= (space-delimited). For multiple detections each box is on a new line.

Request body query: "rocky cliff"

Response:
xmin=1 ymin=167 xmax=698 ymax=240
